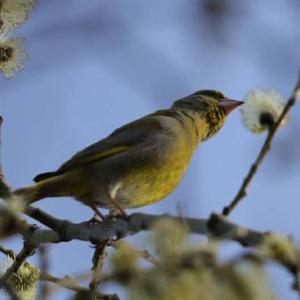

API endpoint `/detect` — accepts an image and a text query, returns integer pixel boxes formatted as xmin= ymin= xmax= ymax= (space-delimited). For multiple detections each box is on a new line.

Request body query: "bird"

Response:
xmin=14 ymin=90 xmax=243 ymax=217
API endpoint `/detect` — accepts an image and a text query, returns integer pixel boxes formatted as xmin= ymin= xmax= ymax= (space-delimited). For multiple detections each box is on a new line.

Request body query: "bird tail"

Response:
xmin=14 ymin=175 xmax=69 ymax=204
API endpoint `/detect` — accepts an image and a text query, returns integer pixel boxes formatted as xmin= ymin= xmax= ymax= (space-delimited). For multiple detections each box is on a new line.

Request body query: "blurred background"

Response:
xmin=1 ymin=0 xmax=300 ymax=298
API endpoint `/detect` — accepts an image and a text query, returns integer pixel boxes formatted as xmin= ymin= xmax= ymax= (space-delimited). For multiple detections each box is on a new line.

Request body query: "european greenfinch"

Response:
xmin=14 ymin=90 xmax=243 ymax=215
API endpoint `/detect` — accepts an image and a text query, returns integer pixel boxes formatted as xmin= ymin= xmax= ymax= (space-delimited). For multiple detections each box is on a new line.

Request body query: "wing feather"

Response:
xmin=34 ymin=114 xmax=166 ymax=182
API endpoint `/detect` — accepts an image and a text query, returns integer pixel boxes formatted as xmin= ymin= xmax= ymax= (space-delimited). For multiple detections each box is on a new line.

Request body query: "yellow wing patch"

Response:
xmin=80 ymin=145 xmax=130 ymax=164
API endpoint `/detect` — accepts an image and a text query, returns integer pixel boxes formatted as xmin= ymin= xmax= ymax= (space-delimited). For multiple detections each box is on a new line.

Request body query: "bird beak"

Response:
xmin=218 ymin=98 xmax=244 ymax=115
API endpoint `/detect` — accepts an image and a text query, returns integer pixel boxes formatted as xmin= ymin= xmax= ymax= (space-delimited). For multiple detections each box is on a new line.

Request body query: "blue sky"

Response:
xmin=1 ymin=1 xmax=300 ymax=298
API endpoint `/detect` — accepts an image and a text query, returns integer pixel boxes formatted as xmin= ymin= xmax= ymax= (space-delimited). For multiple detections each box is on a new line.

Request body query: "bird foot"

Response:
xmin=87 ymin=214 xmax=104 ymax=227
xmin=86 ymin=212 xmax=126 ymax=227
xmin=108 ymin=208 xmax=127 ymax=219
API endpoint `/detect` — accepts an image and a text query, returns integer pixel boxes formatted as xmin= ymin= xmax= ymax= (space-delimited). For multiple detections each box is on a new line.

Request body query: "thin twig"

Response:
xmin=41 ymin=271 xmax=120 ymax=299
xmin=0 ymin=246 xmax=20 ymax=299
xmin=40 ymin=271 xmax=120 ymax=299
xmin=40 ymin=272 xmax=92 ymax=295
xmin=38 ymin=245 xmax=51 ymax=299
xmin=0 ymin=116 xmax=3 ymax=178
xmin=228 ymin=248 xmax=300 ymax=296
xmin=222 ymin=72 xmax=300 ymax=216
xmin=71 ymin=271 xmax=92 ymax=282
xmin=3 ymin=283 xmax=21 ymax=300
xmin=0 ymin=245 xmax=16 ymax=259
xmin=0 ymin=228 xmax=37 ymax=290
xmin=0 ymin=117 xmax=12 ymax=199
xmin=89 ymin=240 xmax=108 ymax=300
xmin=112 ymin=241 xmax=159 ymax=266
xmin=41 ymin=271 xmax=91 ymax=297
xmin=292 ymin=271 xmax=300 ymax=297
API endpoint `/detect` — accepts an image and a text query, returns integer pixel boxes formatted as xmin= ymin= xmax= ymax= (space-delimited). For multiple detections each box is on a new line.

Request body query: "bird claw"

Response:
xmin=108 ymin=209 xmax=128 ymax=219
xmin=87 ymin=215 xmax=103 ymax=227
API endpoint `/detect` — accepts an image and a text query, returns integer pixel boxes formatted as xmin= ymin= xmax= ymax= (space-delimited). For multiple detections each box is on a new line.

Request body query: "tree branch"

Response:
xmin=222 ymin=72 xmax=300 ymax=216
xmin=23 ymin=210 xmax=266 ymax=248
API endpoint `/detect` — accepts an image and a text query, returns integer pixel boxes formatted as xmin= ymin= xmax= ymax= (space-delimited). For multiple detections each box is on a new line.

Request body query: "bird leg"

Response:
xmin=109 ymin=198 xmax=127 ymax=217
xmin=87 ymin=205 xmax=105 ymax=225
xmin=109 ymin=182 xmax=127 ymax=217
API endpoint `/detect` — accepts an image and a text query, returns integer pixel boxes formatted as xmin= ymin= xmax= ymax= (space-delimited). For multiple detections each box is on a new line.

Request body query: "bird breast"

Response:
xmin=115 ymin=140 xmax=194 ymax=208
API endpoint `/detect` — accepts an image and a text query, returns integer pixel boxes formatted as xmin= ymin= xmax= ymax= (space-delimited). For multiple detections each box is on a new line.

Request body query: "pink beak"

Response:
xmin=218 ymin=98 xmax=244 ymax=115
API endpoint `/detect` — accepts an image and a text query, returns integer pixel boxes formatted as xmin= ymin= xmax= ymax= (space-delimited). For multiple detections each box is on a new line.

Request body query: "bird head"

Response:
xmin=172 ymin=89 xmax=243 ymax=140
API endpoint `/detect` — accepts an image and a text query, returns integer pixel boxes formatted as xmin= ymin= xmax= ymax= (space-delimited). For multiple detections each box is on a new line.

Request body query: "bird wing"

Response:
xmin=34 ymin=114 xmax=166 ymax=182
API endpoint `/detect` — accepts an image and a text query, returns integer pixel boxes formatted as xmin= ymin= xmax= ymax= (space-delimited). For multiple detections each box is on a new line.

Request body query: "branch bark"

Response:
xmin=23 ymin=210 xmax=266 ymax=248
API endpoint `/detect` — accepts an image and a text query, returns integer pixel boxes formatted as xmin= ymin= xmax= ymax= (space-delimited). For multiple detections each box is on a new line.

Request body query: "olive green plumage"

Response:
xmin=14 ymin=90 xmax=242 ymax=211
